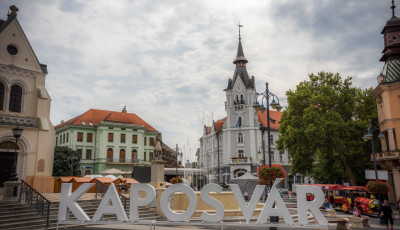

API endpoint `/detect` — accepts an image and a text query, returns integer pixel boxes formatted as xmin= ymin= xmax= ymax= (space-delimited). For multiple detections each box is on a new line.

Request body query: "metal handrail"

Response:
xmin=19 ymin=180 xmax=51 ymax=228
xmin=119 ymin=193 xmax=129 ymax=212
xmin=95 ymin=180 xmax=109 ymax=198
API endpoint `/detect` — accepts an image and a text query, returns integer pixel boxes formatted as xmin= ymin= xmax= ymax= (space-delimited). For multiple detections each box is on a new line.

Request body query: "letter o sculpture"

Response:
xmin=160 ymin=184 xmax=197 ymax=221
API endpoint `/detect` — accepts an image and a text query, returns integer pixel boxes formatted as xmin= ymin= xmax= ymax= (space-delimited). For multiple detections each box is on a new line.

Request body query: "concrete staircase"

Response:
xmin=0 ymin=199 xmax=162 ymax=229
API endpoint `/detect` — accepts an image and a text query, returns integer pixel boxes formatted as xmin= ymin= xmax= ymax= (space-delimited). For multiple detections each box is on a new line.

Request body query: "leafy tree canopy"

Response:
xmin=277 ymin=72 xmax=379 ymax=185
xmin=52 ymin=146 xmax=81 ymax=176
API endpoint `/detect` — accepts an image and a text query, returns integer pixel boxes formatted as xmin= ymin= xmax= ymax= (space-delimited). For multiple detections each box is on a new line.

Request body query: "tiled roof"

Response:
xmin=54 ymin=109 xmax=158 ymax=132
xmin=122 ymin=178 xmax=139 ymax=184
xmin=257 ymin=110 xmax=282 ymax=131
xmin=92 ymin=177 xmax=115 ymax=184
xmin=214 ymin=117 xmax=227 ymax=132
xmin=71 ymin=177 xmax=92 ymax=183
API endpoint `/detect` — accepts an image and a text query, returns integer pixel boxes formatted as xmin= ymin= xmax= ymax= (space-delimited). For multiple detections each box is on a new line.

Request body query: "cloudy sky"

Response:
xmin=0 ymin=0 xmax=392 ymax=162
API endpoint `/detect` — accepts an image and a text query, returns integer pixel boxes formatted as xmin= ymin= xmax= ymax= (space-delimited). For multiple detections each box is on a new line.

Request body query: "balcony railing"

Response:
xmin=231 ymin=157 xmax=251 ymax=164
xmin=106 ymin=158 xmax=148 ymax=164
xmin=373 ymin=151 xmax=400 ymax=161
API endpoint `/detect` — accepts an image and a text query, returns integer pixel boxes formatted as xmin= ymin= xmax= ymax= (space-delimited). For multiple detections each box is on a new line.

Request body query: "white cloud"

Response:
xmin=0 ymin=0 xmax=389 ymax=162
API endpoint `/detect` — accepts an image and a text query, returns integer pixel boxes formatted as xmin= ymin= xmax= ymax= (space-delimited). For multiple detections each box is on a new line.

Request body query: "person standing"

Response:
xmin=288 ymin=189 xmax=292 ymax=200
xmin=381 ymin=200 xmax=395 ymax=230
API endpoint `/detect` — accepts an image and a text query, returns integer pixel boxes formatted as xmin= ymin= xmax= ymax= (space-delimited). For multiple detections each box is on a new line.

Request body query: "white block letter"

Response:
xmin=92 ymin=183 xmax=128 ymax=221
xmin=230 ymin=184 xmax=264 ymax=223
xmin=129 ymin=183 xmax=156 ymax=221
xmin=160 ymin=184 xmax=197 ymax=221
xmin=257 ymin=178 xmax=293 ymax=225
xmin=58 ymin=183 xmax=93 ymax=221
xmin=297 ymin=185 xmax=327 ymax=225
xmin=200 ymin=183 xmax=224 ymax=222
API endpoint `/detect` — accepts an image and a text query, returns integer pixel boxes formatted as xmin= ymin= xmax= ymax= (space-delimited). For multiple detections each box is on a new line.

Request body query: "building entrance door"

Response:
xmin=0 ymin=152 xmax=15 ymax=186
xmin=0 ymin=141 xmax=20 ymax=186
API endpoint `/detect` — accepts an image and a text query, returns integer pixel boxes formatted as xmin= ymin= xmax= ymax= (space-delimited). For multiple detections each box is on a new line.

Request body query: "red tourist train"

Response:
xmin=302 ymin=184 xmax=379 ymax=216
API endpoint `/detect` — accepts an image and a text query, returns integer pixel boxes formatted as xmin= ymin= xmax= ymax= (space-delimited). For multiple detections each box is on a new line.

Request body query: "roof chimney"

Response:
xmin=122 ymin=106 xmax=127 ymax=113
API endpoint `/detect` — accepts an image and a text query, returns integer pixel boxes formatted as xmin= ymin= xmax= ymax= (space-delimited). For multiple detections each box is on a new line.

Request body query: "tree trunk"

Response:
xmin=337 ymin=150 xmax=357 ymax=186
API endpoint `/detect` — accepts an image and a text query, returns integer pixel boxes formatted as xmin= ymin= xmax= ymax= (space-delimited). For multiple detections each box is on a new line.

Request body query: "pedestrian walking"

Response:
xmin=397 ymin=198 xmax=400 ymax=217
xmin=381 ymin=200 xmax=395 ymax=230
xmin=288 ymin=189 xmax=292 ymax=200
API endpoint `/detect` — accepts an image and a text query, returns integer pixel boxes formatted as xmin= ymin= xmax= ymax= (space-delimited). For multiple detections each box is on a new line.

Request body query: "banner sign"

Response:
xmin=57 ymin=178 xmax=327 ymax=226
xmin=365 ymin=169 xmax=388 ymax=180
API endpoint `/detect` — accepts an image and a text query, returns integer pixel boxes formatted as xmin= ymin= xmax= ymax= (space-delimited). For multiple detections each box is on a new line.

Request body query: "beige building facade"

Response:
xmin=371 ymin=3 xmax=400 ymax=202
xmin=0 ymin=6 xmax=55 ymax=192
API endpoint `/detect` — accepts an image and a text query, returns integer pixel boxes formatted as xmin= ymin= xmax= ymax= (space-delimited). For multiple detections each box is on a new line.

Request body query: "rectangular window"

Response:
xmin=132 ymin=135 xmax=137 ymax=144
xmin=108 ymin=133 xmax=114 ymax=142
xmin=87 ymin=133 xmax=93 ymax=142
xmin=238 ymin=150 xmax=244 ymax=158
xmin=66 ymin=133 xmax=69 ymax=142
xmin=63 ymin=134 xmax=65 ymax=143
xmin=77 ymin=132 xmax=83 ymax=142
xmin=121 ymin=134 xmax=126 ymax=143
xmin=143 ymin=152 xmax=147 ymax=161
xmin=86 ymin=149 xmax=92 ymax=159
xmin=149 ymin=138 xmax=154 ymax=146
xmin=150 ymin=152 xmax=153 ymax=161
xmin=56 ymin=137 xmax=58 ymax=146
xmin=77 ymin=149 xmax=82 ymax=158
xmin=144 ymin=137 xmax=147 ymax=146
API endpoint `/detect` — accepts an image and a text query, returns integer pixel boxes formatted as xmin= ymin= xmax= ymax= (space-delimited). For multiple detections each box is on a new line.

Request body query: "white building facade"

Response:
xmin=198 ymin=35 xmax=295 ymax=187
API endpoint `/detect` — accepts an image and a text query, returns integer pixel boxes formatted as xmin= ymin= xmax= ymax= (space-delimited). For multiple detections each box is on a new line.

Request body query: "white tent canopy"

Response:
xmin=229 ymin=171 xmax=260 ymax=196
xmin=99 ymin=168 xmax=126 ymax=175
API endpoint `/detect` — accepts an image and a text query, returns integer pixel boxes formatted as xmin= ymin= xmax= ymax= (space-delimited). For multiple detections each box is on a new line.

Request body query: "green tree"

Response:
xmin=277 ymin=72 xmax=379 ymax=185
xmin=52 ymin=146 xmax=81 ymax=176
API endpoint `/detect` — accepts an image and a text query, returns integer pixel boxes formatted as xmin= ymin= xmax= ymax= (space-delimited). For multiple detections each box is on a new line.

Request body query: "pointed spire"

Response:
xmin=392 ymin=0 xmax=396 ymax=17
xmin=233 ymin=23 xmax=248 ymax=65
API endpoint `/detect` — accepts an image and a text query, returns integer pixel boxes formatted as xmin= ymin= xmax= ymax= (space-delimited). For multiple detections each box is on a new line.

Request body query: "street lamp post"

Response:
xmin=69 ymin=151 xmax=78 ymax=176
xmin=174 ymin=144 xmax=183 ymax=178
xmin=363 ymin=119 xmax=385 ymax=223
xmin=253 ymin=82 xmax=282 ymax=167
xmin=8 ymin=126 xmax=23 ymax=181
xmin=254 ymin=82 xmax=282 ymax=225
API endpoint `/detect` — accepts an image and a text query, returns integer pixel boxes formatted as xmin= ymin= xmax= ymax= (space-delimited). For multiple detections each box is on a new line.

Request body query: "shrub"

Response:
xmin=257 ymin=164 xmax=287 ymax=186
xmin=170 ymin=176 xmax=183 ymax=184
xmin=366 ymin=180 xmax=389 ymax=194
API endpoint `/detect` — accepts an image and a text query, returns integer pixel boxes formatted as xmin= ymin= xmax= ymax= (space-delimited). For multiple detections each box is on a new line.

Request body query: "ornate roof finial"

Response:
xmin=9 ymin=5 xmax=18 ymax=16
xmin=392 ymin=0 xmax=396 ymax=17
xmin=237 ymin=22 xmax=243 ymax=40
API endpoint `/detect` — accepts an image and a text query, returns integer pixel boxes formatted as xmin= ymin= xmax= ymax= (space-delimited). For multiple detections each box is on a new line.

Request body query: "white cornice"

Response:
xmin=0 ymin=63 xmax=42 ymax=78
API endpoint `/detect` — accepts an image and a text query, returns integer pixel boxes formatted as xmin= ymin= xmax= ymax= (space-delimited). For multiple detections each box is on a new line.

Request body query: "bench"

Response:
xmin=361 ymin=216 xmax=371 ymax=228
xmin=327 ymin=209 xmax=337 ymax=217
xmin=349 ymin=216 xmax=363 ymax=229
xmin=328 ymin=218 xmax=350 ymax=230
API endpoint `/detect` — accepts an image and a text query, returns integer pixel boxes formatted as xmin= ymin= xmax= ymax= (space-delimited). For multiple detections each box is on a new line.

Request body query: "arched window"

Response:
xmin=132 ymin=150 xmax=137 ymax=163
xmin=107 ymin=148 xmax=113 ymax=162
xmin=0 ymin=82 xmax=4 ymax=110
xmin=238 ymin=133 xmax=244 ymax=143
xmin=9 ymin=85 xmax=22 ymax=112
xmin=240 ymin=95 xmax=244 ymax=104
xmin=120 ymin=149 xmax=125 ymax=163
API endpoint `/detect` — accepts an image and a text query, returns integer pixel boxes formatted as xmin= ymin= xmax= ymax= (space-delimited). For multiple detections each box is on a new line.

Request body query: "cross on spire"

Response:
xmin=392 ymin=0 xmax=396 ymax=17
xmin=237 ymin=23 xmax=243 ymax=40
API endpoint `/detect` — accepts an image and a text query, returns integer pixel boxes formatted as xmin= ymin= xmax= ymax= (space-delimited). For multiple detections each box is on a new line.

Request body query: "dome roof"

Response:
xmin=382 ymin=59 xmax=400 ymax=82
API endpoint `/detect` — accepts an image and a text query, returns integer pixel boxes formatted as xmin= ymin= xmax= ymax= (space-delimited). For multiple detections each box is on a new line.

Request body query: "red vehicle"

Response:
xmin=340 ymin=186 xmax=378 ymax=216
xmin=302 ymin=184 xmax=346 ymax=207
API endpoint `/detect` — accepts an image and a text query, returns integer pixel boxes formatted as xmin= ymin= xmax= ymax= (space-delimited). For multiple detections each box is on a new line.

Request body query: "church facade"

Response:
xmin=0 ymin=6 xmax=55 ymax=192
xmin=198 ymin=33 xmax=295 ymax=187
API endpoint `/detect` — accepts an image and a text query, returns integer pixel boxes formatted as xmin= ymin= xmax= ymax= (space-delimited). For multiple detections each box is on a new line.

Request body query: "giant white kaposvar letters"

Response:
xmin=58 ymin=178 xmax=327 ymax=226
